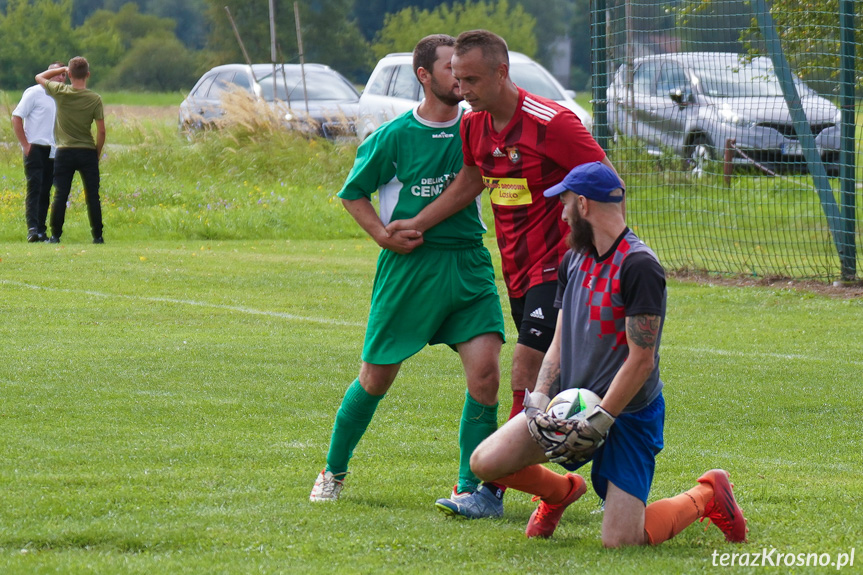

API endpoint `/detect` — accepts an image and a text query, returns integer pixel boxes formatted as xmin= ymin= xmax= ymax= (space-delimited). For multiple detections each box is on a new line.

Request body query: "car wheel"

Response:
xmin=688 ymin=137 xmax=713 ymax=177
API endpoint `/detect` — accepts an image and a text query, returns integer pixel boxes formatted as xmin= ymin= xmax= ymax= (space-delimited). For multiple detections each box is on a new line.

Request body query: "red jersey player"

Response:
xmin=386 ymin=29 xmax=622 ymax=519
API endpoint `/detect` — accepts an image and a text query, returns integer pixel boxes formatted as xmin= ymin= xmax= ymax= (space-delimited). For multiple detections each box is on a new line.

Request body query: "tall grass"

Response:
xmin=0 ymin=95 xmax=360 ymax=243
xmin=100 ymin=91 xmax=187 ymax=106
xmin=1 ymin=90 xmax=186 ymax=108
xmin=1 ymin=92 xmax=859 ymax=280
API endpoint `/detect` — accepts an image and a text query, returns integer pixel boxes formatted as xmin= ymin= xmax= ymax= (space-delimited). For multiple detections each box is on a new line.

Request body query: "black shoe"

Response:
xmin=93 ymin=237 xmax=104 ymax=244
xmin=38 ymin=232 xmax=49 ymax=242
xmin=48 ymin=236 xmax=60 ymax=244
xmin=27 ymin=228 xmax=39 ymax=243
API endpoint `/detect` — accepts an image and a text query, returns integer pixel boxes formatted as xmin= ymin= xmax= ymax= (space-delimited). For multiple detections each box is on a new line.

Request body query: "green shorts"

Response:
xmin=362 ymin=243 xmax=506 ymax=365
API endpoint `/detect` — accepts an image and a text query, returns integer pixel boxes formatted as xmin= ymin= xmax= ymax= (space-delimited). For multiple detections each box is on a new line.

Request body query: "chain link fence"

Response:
xmin=590 ymin=0 xmax=860 ymax=281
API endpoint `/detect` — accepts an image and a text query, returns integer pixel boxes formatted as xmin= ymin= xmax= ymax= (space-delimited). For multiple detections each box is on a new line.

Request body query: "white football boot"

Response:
xmin=310 ymin=469 xmax=347 ymax=502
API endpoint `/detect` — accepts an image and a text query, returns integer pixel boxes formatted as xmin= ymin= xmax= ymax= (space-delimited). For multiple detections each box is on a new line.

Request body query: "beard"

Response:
xmin=567 ymin=212 xmax=595 ymax=254
xmin=431 ymin=76 xmax=462 ymax=107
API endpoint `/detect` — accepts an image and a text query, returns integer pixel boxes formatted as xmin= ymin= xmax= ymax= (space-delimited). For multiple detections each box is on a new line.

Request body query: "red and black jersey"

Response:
xmin=461 ymin=87 xmax=606 ymax=298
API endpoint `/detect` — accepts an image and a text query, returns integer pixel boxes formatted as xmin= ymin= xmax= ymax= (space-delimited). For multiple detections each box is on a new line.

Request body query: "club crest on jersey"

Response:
xmin=506 ymin=146 xmax=521 ymax=164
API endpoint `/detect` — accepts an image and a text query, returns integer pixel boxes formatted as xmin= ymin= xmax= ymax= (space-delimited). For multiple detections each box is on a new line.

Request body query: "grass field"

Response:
xmin=1 ymin=239 xmax=862 ymax=574
xmin=0 ymin=92 xmax=861 ymax=573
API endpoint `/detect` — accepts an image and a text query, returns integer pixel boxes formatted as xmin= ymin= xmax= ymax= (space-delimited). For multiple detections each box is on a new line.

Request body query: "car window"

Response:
xmin=612 ymin=65 xmax=628 ymax=88
xmin=509 ymin=63 xmax=563 ymax=100
xmin=207 ymin=72 xmax=239 ymax=99
xmin=259 ymin=70 xmax=359 ymax=102
xmin=191 ymin=74 xmax=216 ymax=97
xmin=657 ymin=63 xmax=688 ymax=95
xmin=365 ymin=66 xmax=394 ymax=96
xmin=389 ymin=65 xmax=420 ymax=100
xmin=232 ymin=71 xmax=253 ymax=92
xmin=633 ymin=61 xmax=661 ymax=95
xmin=693 ymin=62 xmax=800 ymax=98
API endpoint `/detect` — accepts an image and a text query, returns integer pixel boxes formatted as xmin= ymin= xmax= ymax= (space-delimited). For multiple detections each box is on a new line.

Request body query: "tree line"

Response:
xmin=0 ymin=0 xmax=582 ymax=92
xmin=1 ymin=0 xmax=856 ymax=94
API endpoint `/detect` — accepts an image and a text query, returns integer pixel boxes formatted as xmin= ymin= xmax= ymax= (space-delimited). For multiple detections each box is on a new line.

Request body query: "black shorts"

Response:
xmin=508 ymin=281 xmax=559 ymax=353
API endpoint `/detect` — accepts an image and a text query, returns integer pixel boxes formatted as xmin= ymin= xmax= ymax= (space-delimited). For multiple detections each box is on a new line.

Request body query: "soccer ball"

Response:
xmin=546 ymin=387 xmax=602 ymax=419
xmin=538 ymin=388 xmax=602 ymax=446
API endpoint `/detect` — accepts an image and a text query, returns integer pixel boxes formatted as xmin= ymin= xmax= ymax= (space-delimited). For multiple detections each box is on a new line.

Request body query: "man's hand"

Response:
xmin=11 ymin=116 xmax=30 ymax=156
xmin=527 ymin=410 xmax=564 ymax=452
xmin=542 ymin=406 xmax=616 ymax=464
xmin=340 ymin=198 xmax=422 ymax=255
xmin=384 ymin=217 xmax=420 ymax=238
xmin=35 ymin=66 xmax=68 ymax=86
xmin=377 ymin=228 xmax=423 ymax=254
xmin=523 ymin=389 xmax=550 ymax=416
xmin=524 ymin=389 xmax=554 ymax=449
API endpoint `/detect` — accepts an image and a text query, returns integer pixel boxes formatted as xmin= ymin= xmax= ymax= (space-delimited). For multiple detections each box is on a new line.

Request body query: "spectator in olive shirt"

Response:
xmin=36 ymin=56 xmax=106 ymax=244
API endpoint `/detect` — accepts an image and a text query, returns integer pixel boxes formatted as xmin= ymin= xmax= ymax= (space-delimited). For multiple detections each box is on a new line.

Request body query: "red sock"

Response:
xmin=508 ymin=390 xmax=525 ymax=420
xmin=643 ymin=483 xmax=712 ymax=545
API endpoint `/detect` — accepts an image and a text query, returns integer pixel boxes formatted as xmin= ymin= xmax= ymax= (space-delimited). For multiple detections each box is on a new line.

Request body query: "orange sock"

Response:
xmin=495 ymin=464 xmax=574 ymax=504
xmin=643 ymin=482 xmax=713 ymax=545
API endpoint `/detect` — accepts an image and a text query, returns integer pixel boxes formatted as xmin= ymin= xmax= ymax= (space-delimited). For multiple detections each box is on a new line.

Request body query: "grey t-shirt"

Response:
xmin=555 ymin=228 xmax=666 ymax=413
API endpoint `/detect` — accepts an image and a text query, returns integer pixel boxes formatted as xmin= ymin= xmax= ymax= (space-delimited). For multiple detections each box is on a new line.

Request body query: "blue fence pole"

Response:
xmin=839 ymin=0 xmax=857 ymax=282
xmin=591 ymin=0 xmax=609 ymax=150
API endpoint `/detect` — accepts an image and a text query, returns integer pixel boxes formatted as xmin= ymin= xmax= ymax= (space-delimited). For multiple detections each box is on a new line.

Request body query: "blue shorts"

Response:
xmin=561 ymin=393 xmax=665 ymax=504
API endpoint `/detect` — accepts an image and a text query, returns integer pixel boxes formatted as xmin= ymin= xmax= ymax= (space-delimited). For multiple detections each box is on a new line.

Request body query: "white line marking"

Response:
xmin=1 ymin=280 xmax=365 ymax=327
xmin=669 ymin=345 xmax=863 ymax=366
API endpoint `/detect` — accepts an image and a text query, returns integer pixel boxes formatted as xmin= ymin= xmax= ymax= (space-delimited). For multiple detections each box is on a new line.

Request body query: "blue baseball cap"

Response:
xmin=543 ymin=161 xmax=624 ymax=202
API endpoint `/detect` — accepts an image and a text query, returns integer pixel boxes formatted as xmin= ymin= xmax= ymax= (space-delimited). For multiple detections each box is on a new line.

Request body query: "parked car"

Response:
xmin=357 ymin=52 xmax=592 ymax=140
xmin=607 ymin=52 xmax=839 ymax=175
xmin=813 ymin=117 xmax=845 ymax=177
xmin=178 ymin=63 xmax=360 ymax=139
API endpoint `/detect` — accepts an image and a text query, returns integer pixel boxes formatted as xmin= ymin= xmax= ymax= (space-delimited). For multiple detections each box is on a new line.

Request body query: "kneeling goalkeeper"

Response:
xmin=468 ymin=162 xmax=748 ymax=545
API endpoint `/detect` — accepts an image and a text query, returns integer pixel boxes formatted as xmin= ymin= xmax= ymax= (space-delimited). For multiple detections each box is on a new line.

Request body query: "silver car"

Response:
xmin=179 ymin=63 xmax=360 ymax=139
xmin=357 ymin=52 xmax=592 ymax=141
xmin=607 ymin=52 xmax=839 ymax=175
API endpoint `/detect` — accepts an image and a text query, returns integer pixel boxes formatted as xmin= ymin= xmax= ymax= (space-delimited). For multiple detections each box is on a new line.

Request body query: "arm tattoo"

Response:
xmin=535 ymin=364 xmax=560 ymax=396
xmin=627 ymin=314 xmax=660 ymax=349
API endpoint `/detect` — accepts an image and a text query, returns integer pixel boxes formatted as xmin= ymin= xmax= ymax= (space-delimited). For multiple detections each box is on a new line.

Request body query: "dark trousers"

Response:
xmin=51 ymin=147 xmax=103 ymax=239
xmin=24 ymin=144 xmax=54 ymax=234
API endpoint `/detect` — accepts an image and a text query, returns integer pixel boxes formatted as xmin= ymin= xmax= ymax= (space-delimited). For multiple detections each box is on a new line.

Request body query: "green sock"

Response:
xmin=457 ymin=389 xmax=499 ymax=493
xmin=325 ymin=379 xmax=385 ymax=476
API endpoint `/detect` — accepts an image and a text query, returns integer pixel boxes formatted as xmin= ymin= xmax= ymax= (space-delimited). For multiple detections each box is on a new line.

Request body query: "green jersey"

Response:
xmin=44 ymin=81 xmax=104 ymax=149
xmin=338 ymin=107 xmax=486 ymax=247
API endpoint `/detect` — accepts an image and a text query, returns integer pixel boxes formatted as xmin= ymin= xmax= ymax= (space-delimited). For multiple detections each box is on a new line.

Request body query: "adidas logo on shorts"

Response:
xmin=530 ymin=307 xmax=545 ymax=320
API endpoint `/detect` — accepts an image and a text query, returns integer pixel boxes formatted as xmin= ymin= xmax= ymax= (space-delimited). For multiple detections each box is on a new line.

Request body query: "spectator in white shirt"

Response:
xmin=12 ymin=61 xmax=66 ymax=242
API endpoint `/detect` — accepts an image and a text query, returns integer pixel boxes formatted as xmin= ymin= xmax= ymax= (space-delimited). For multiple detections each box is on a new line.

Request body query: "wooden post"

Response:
xmin=724 ymin=138 xmax=735 ymax=186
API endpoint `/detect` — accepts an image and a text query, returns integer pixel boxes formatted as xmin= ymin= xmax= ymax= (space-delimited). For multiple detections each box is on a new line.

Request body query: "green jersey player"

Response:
xmin=310 ymin=35 xmax=506 ymax=515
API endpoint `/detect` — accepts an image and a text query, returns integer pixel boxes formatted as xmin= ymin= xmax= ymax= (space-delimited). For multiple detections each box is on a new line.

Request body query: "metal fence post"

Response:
xmin=591 ymin=0 xmax=609 ymax=150
xmin=839 ymin=0 xmax=857 ymax=282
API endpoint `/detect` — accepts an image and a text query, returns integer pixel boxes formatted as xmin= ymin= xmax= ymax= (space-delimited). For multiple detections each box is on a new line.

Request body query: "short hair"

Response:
xmin=413 ymin=34 xmax=456 ymax=78
xmin=454 ymin=30 xmax=509 ymax=69
xmin=68 ymin=56 xmax=89 ymax=80
xmin=49 ymin=61 xmax=65 ymax=69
